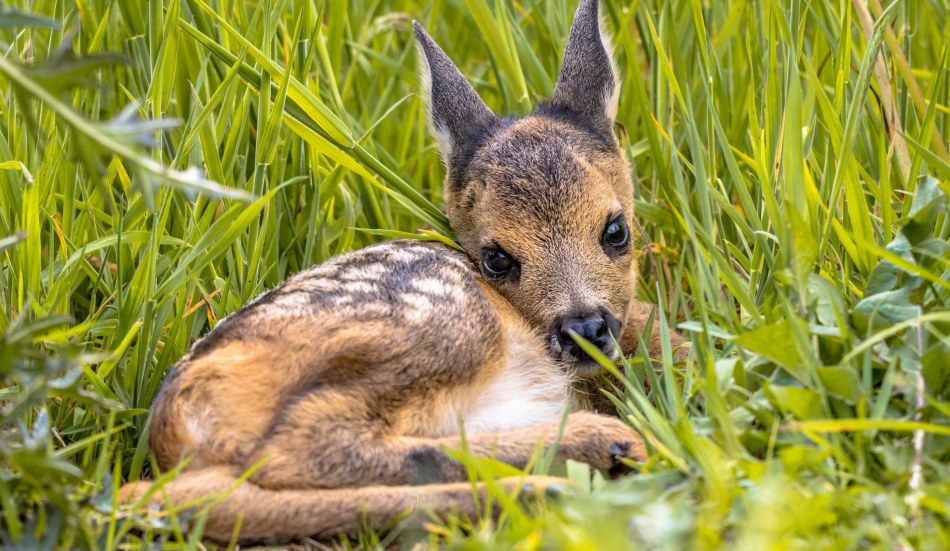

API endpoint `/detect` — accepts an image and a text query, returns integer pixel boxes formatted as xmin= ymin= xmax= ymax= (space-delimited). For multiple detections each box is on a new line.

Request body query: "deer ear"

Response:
xmin=550 ymin=0 xmax=619 ymax=133
xmin=413 ymin=22 xmax=498 ymax=173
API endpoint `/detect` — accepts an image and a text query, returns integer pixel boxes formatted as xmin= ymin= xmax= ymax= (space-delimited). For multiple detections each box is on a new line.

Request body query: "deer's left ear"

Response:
xmin=550 ymin=0 xmax=619 ymax=135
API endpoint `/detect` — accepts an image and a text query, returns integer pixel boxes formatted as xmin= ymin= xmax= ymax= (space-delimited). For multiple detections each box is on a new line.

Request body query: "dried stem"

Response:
xmin=866 ymin=0 xmax=950 ymax=162
xmin=853 ymin=0 xmax=912 ymax=183
xmin=909 ymin=306 xmax=926 ymax=495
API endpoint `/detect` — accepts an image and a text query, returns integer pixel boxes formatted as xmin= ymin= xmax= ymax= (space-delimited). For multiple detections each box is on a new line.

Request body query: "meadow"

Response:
xmin=1 ymin=0 xmax=949 ymax=548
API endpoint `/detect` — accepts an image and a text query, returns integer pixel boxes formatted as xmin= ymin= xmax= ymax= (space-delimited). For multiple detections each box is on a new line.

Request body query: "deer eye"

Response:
xmin=602 ymin=215 xmax=630 ymax=252
xmin=481 ymin=247 xmax=518 ymax=280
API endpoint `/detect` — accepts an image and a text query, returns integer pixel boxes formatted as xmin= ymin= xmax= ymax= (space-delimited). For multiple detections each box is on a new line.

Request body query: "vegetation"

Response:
xmin=1 ymin=0 xmax=949 ymax=548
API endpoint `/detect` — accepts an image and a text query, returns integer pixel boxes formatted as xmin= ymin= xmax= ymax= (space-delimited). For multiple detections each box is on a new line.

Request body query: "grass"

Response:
xmin=1 ymin=0 xmax=949 ymax=548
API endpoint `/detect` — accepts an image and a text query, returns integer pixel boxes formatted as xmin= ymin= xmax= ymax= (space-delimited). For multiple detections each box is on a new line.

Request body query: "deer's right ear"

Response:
xmin=413 ymin=22 xmax=498 ymax=175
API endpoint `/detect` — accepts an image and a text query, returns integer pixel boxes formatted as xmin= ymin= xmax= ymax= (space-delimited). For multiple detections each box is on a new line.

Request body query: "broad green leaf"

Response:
xmin=815 ymin=367 xmax=862 ymax=403
xmin=766 ymin=383 xmax=824 ymax=420
xmin=732 ymin=320 xmax=806 ymax=375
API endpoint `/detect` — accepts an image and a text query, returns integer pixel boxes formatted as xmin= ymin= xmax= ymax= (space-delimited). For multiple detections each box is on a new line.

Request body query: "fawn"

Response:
xmin=120 ymin=0 xmax=687 ymax=543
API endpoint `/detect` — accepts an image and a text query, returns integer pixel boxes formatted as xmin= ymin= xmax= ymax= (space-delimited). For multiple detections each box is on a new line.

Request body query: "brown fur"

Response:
xmin=120 ymin=0 xmax=688 ymax=544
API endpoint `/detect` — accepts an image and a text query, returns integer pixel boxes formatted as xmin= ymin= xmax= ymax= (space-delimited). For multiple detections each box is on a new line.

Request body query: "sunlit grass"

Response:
xmin=1 ymin=0 xmax=948 ymax=549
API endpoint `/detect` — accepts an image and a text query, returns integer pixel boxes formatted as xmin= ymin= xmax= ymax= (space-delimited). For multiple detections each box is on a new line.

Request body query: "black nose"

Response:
xmin=551 ymin=309 xmax=620 ymax=360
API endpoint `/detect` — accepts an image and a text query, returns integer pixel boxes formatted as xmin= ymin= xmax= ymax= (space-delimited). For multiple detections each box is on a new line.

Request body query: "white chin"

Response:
xmin=568 ymin=359 xmax=608 ymax=378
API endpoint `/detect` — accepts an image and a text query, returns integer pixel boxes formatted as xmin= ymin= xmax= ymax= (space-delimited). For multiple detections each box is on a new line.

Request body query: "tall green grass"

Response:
xmin=1 ymin=0 xmax=948 ymax=548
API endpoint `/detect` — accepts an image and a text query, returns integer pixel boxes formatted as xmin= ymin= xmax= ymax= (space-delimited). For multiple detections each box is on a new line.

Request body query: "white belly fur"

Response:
xmin=457 ymin=330 xmax=573 ymax=435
